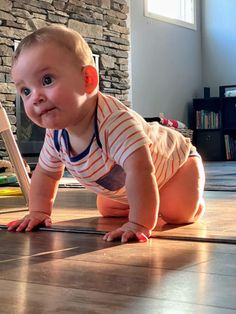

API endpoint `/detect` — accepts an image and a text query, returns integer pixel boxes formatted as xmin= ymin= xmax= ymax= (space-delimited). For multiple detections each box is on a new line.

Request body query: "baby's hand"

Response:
xmin=7 ymin=212 xmax=52 ymax=232
xmin=103 ymin=221 xmax=152 ymax=243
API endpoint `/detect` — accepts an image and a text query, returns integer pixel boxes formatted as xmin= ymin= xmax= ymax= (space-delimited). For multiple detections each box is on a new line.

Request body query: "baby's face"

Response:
xmin=12 ymin=42 xmax=89 ymax=130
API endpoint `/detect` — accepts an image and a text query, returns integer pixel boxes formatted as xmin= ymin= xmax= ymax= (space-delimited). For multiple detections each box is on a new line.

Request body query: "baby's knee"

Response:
xmin=161 ymin=198 xmax=205 ymax=225
xmin=96 ymin=195 xmax=129 ymax=217
xmin=96 ymin=195 xmax=112 ymax=216
xmin=192 ymin=198 xmax=206 ymax=222
xmin=98 ymin=206 xmax=129 ymax=218
xmin=97 ymin=203 xmax=116 ymax=217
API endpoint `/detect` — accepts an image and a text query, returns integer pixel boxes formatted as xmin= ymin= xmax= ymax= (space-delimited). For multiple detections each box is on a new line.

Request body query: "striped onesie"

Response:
xmin=38 ymin=91 xmax=193 ymax=204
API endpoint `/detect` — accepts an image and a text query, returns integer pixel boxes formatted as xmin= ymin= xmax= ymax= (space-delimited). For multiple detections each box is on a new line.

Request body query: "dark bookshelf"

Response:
xmin=193 ymin=97 xmax=236 ymax=161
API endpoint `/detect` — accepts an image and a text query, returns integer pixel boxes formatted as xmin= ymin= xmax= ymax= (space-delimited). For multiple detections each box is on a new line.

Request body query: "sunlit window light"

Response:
xmin=144 ymin=0 xmax=196 ymax=30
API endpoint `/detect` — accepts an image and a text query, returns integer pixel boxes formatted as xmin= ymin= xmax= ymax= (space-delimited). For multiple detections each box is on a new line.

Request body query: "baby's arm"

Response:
xmin=8 ymin=164 xmax=63 ymax=232
xmin=104 ymin=145 xmax=159 ymax=242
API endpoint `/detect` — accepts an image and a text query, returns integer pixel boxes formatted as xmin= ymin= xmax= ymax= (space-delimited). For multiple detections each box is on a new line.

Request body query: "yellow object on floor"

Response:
xmin=0 ymin=188 xmax=22 ymax=196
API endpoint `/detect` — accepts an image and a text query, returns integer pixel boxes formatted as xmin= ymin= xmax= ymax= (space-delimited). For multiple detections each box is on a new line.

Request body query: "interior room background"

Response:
xmin=1 ymin=0 xmax=236 ymax=159
xmin=130 ymin=0 xmax=236 ymax=124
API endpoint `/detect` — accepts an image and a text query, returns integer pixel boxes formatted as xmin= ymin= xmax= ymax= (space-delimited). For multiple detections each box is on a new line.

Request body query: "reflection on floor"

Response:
xmin=204 ymin=161 xmax=236 ymax=191
xmin=0 ymin=177 xmax=235 ymax=312
xmin=0 ymin=188 xmax=236 ymax=244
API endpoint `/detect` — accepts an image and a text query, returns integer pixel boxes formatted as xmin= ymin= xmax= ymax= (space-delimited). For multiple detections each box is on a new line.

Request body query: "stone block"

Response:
xmin=68 ymin=19 xmax=103 ymax=39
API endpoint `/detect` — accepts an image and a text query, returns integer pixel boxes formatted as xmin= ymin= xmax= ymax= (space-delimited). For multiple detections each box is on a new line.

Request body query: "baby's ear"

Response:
xmin=82 ymin=65 xmax=98 ymax=94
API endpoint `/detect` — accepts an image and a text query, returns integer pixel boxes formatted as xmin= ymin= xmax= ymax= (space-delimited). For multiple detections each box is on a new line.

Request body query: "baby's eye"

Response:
xmin=42 ymin=75 xmax=54 ymax=86
xmin=21 ymin=88 xmax=31 ymax=96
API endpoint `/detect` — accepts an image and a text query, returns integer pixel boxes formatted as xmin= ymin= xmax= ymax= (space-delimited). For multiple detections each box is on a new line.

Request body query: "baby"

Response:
xmin=8 ymin=25 xmax=205 ymax=243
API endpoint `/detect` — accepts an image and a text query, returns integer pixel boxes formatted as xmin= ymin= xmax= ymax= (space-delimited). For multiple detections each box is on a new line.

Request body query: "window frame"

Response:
xmin=144 ymin=0 xmax=197 ymax=30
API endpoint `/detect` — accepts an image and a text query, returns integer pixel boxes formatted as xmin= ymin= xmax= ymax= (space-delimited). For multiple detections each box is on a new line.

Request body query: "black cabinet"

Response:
xmin=194 ymin=130 xmax=225 ymax=161
xmin=193 ymin=97 xmax=236 ymax=161
xmin=222 ymin=97 xmax=236 ymax=129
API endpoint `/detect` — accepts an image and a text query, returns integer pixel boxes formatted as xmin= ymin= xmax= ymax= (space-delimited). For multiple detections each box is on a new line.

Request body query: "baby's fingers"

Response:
xmin=103 ymin=229 xmax=139 ymax=243
xmin=8 ymin=217 xmax=38 ymax=232
xmin=42 ymin=217 xmax=52 ymax=228
xmin=8 ymin=214 xmax=52 ymax=232
xmin=135 ymin=232 xmax=148 ymax=242
xmin=7 ymin=219 xmax=24 ymax=231
xmin=121 ymin=230 xmax=137 ymax=243
xmin=121 ymin=231 xmax=148 ymax=243
xmin=25 ymin=218 xmax=43 ymax=232
xmin=17 ymin=218 xmax=32 ymax=232
xmin=103 ymin=229 xmax=123 ymax=242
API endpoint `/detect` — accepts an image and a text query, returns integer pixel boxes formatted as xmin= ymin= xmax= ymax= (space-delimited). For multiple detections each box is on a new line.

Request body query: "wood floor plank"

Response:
xmin=0 ymin=230 xmax=235 ymax=311
xmin=0 ymin=189 xmax=235 ymax=243
xmin=0 ymin=161 xmax=236 ymax=314
xmin=1 ymin=279 xmax=235 ymax=314
xmin=204 ymin=161 xmax=236 ymax=191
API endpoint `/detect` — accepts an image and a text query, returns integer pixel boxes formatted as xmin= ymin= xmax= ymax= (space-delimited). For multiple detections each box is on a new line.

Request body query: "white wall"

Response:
xmin=129 ymin=0 xmax=203 ymax=125
xmin=202 ymin=0 xmax=236 ymax=97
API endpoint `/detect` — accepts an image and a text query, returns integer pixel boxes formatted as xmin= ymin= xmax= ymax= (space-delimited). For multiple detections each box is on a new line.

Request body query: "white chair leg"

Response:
xmin=0 ymin=103 xmax=30 ymax=205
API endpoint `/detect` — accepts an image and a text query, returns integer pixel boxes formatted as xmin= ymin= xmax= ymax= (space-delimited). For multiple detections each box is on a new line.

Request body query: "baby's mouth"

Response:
xmin=40 ymin=107 xmax=56 ymax=116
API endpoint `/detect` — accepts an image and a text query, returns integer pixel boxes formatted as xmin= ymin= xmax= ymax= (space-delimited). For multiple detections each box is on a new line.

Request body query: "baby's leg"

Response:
xmin=97 ymin=194 xmax=129 ymax=217
xmin=159 ymin=156 xmax=205 ymax=224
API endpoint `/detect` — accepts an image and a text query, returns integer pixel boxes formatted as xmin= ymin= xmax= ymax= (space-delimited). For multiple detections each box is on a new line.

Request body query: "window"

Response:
xmin=144 ymin=0 xmax=196 ymax=30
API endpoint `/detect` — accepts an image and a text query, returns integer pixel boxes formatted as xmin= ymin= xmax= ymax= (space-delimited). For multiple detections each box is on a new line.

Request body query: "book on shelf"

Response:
xmin=196 ymin=110 xmax=221 ymax=129
xmin=224 ymin=134 xmax=236 ymax=160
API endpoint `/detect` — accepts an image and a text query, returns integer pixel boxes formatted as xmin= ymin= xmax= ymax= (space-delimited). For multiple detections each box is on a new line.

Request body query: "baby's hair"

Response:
xmin=12 ymin=24 xmax=95 ymax=67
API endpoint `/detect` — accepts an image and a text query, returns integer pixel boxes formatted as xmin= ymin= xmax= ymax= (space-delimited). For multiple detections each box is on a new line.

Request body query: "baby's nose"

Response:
xmin=33 ymin=91 xmax=46 ymax=105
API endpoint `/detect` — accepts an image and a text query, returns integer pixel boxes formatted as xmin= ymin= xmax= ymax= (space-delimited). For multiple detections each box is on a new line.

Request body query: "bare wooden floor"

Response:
xmin=1 ymin=189 xmax=235 ymax=243
xmin=0 ymin=188 xmax=236 ymax=313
